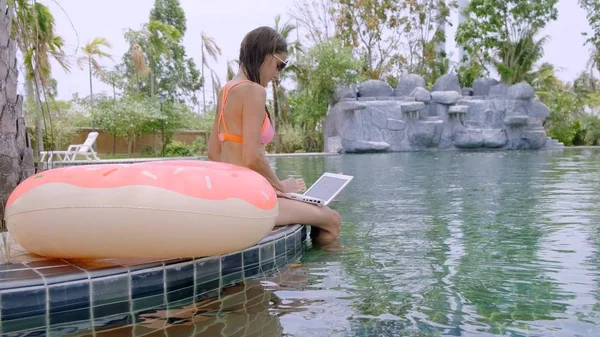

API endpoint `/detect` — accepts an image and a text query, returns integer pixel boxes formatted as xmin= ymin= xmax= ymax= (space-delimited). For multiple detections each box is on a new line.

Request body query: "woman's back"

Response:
xmin=216 ymin=79 xmax=274 ymax=166
xmin=216 ymin=80 xmax=247 ymax=166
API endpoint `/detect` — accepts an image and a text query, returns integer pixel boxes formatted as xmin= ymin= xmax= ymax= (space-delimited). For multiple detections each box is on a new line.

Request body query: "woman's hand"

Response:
xmin=280 ymin=177 xmax=306 ymax=193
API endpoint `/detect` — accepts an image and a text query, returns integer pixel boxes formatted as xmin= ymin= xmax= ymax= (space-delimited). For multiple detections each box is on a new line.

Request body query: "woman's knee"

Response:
xmin=322 ymin=207 xmax=341 ymax=228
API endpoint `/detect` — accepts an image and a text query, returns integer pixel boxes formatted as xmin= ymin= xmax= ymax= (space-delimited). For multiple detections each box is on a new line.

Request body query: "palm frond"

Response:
xmin=131 ymin=43 xmax=149 ymax=76
xmin=201 ymin=32 xmax=222 ymax=62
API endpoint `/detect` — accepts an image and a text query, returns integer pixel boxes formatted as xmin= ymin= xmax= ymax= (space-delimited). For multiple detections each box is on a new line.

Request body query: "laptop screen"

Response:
xmin=304 ymin=175 xmax=350 ymax=203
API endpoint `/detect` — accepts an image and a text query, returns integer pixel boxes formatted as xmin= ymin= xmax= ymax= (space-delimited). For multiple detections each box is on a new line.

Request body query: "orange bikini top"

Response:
xmin=217 ymin=80 xmax=275 ymax=144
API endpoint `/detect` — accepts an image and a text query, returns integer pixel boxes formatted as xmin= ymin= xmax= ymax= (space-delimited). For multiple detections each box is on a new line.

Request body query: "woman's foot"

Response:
xmin=312 ymin=229 xmax=338 ymax=244
xmin=309 ymin=207 xmax=341 ymax=240
xmin=311 ymin=231 xmax=342 ymax=251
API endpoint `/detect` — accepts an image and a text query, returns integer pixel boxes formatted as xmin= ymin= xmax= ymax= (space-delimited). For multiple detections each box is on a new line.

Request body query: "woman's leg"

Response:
xmin=275 ymin=197 xmax=341 ymax=243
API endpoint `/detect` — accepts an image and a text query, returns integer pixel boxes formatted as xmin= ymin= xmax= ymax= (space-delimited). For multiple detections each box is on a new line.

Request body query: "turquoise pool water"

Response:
xmin=57 ymin=149 xmax=600 ymax=337
xmin=269 ymin=149 xmax=600 ymax=337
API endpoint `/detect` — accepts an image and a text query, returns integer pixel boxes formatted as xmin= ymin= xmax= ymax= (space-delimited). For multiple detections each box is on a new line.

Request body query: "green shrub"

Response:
xmin=164 ymin=140 xmax=194 ymax=157
xmin=279 ymin=123 xmax=305 ymax=153
xmin=192 ymin=136 xmax=207 ymax=154
xmin=583 ymin=115 xmax=600 ymax=145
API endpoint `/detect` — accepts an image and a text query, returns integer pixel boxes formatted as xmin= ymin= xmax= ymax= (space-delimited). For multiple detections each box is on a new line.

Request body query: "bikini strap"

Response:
xmin=217 ymin=80 xmax=253 ymax=136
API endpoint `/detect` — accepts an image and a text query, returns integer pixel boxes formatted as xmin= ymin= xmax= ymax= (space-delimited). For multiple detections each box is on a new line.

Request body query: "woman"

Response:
xmin=207 ymin=26 xmax=341 ymax=244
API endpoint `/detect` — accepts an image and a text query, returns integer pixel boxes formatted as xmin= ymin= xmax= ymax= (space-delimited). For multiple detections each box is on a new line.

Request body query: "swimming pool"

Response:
xmin=5 ymin=148 xmax=600 ymax=336
xmin=267 ymin=149 xmax=600 ymax=336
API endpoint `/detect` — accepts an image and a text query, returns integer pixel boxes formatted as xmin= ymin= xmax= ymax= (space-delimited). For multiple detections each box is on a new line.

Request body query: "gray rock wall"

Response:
xmin=324 ymin=74 xmax=564 ymax=153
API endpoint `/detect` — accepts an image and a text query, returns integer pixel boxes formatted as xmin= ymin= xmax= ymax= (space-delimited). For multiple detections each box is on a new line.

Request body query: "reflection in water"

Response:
xmin=274 ymin=150 xmax=600 ymax=336
xmin=68 ymin=149 xmax=600 ymax=336
xmin=72 ymin=265 xmax=318 ymax=337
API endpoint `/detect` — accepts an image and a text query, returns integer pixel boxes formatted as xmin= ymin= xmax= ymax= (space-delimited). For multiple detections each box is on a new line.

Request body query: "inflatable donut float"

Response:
xmin=5 ymin=160 xmax=279 ymax=259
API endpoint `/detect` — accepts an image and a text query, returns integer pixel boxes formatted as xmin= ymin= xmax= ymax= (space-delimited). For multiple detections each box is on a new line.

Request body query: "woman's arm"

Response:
xmin=241 ymin=84 xmax=285 ymax=191
xmin=207 ymin=89 xmax=223 ymax=161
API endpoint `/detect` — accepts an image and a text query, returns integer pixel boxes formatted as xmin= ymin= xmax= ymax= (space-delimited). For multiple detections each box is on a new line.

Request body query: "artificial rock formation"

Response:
xmin=324 ymin=74 xmax=564 ymax=153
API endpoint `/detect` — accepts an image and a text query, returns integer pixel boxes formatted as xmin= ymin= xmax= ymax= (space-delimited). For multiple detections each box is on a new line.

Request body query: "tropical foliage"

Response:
xmin=8 ymin=0 xmax=600 ymax=160
xmin=3 ymin=0 xmax=600 ymax=231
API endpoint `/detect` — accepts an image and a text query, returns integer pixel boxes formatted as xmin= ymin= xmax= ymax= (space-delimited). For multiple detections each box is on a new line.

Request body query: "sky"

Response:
xmin=35 ymin=0 xmax=593 ymax=106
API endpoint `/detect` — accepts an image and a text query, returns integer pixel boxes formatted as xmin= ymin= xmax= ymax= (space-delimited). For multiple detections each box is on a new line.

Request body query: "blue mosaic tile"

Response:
xmin=2 ymin=316 xmax=46 ymax=334
xmin=127 ymin=261 xmax=164 ymax=272
xmin=67 ymin=260 xmax=128 ymax=278
xmin=94 ymin=302 xmax=130 ymax=321
xmin=1 ymin=288 xmax=46 ymax=320
xmin=276 ymin=255 xmax=287 ymax=269
xmin=48 ymin=281 xmax=90 ymax=325
xmin=286 ymin=234 xmax=296 ymax=263
xmin=0 ymin=263 xmax=28 ymax=271
xmin=196 ymin=278 xmax=221 ymax=300
xmin=221 ymin=253 xmax=242 ymax=287
xmin=260 ymin=242 xmax=275 ymax=274
xmin=1 ymin=288 xmax=47 ymax=333
xmin=195 ymin=257 xmax=220 ymax=302
xmin=275 ymin=236 xmax=286 ymax=256
xmin=0 ymin=269 xmax=44 ymax=290
xmin=92 ymin=275 xmax=129 ymax=318
xmin=166 ymin=262 xmax=194 ymax=307
xmin=26 ymin=260 xmax=68 ymax=268
xmin=36 ymin=265 xmax=87 ymax=285
xmin=195 ymin=257 xmax=219 ymax=284
xmin=275 ymin=237 xmax=287 ymax=268
xmin=243 ymin=248 xmax=259 ymax=278
xmin=131 ymin=269 xmax=164 ymax=312
xmin=260 ymin=242 xmax=274 ymax=261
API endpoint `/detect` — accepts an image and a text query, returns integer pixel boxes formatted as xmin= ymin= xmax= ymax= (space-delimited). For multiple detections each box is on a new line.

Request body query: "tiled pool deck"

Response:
xmin=0 ymin=224 xmax=307 ymax=335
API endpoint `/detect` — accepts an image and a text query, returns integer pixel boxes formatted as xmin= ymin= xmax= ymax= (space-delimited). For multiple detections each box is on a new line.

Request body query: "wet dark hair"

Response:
xmin=239 ymin=26 xmax=288 ymax=85
xmin=239 ymin=26 xmax=287 ymax=123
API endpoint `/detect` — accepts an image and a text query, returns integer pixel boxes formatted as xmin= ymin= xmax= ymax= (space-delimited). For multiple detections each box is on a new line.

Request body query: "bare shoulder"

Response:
xmin=238 ymin=81 xmax=266 ymax=97
xmin=237 ymin=82 xmax=266 ymax=106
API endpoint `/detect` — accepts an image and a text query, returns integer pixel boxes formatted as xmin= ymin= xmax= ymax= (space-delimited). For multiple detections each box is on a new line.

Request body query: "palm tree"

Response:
xmin=272 ymin=14 xmax=297 ymax=152
xmin=200 ymin=32 xmax=222 ymax=113
xmin=1 ymin=0 xmax=34 ymax=228
xmin=10 ymin=0 xmax=70 ymax=155
xmin=226 ymin=59 xmax=238 ymax=81
xmin=211 ymin=70 xmax=221 ymax=105
xmin=586 ymin=47 xmax=600 ymax=92
xmin=124 ymin=20 xmax=180 ymax=155
xmin=528 ymin=62 xmax=563 ymax=102
xmin=77 ymin=37 xmax=113 ymax=109
xmin=496 ymin=27 xmax=548 ymax=85
xmin=125 ymin=20 xmax=181 ymax=99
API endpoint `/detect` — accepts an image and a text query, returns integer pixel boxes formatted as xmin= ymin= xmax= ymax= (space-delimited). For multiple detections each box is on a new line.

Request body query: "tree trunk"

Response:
xmin=201 ymin=41 xmax=206 ymax=113
xmin=89 ymin=58 xmax=94 ymax=130
xmin=28 ymin=80 xmax=43 ymax=156
xmin=0 ymin=1 xmax=35 ymax=229
xmin=88 ymin=59 xmax=94 ymax=106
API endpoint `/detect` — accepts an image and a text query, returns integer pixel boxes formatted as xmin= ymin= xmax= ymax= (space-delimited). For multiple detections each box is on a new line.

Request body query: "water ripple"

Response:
xmin=273 ymin=149 xmax=600 ymax=337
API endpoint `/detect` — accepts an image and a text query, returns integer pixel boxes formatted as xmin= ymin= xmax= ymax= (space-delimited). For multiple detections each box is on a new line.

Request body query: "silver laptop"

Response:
xmin=279 ymin=172 xmax=353 ymax=207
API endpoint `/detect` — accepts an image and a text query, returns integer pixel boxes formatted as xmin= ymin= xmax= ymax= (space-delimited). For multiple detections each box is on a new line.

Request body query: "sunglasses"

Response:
xmin=273 ymin=54 xmax=288 ymax=72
